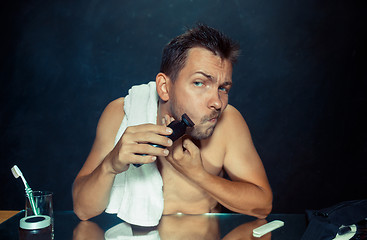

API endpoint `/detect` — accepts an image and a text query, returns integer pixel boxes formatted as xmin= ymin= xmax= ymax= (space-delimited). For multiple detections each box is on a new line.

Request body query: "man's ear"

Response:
xmin=156 ymin=73 xmax=171 ymax=101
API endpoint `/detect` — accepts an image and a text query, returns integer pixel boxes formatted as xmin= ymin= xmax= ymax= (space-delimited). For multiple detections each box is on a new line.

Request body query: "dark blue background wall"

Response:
xmin=1 ymin=0 xmax=366 ymax=213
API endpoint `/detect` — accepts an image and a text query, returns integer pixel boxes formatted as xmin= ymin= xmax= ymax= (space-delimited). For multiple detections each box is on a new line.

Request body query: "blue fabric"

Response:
xmin=301 ymin=199 xmax=367 ymax=240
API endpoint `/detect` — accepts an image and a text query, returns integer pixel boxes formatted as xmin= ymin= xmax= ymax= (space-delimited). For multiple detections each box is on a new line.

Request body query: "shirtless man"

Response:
xmin=72 ymin=24 xmax=272 ymax=221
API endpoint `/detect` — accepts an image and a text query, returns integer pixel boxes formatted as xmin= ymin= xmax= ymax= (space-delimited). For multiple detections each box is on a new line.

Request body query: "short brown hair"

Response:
xmin=160 ymin=24 xmax=240 ymax=82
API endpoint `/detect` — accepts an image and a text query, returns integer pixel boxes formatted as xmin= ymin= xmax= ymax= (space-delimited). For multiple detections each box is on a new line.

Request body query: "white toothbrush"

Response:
xmin=11 ymin=165 xmax=39 ymax=215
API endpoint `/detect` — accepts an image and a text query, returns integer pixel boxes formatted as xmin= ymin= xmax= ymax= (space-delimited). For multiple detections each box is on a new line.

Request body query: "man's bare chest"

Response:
xmin=158 ymin=147 xmax=225 ymax=212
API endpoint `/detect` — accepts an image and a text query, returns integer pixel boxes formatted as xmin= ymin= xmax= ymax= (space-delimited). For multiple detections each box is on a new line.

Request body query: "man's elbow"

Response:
xmin=234 ymin=195 xmax=272 ymax=219
xmin=246 ymin=189 xmax=273 ymax=219
xmin=254 ymin=202 xmax=272 ymax=219
xmin=254 ymin=193 xmax=273 ymax=219
xmin=74 ymin=205 xmax=92 ymax=221
xmin=73 ymin=203 xmax=103 ymax=221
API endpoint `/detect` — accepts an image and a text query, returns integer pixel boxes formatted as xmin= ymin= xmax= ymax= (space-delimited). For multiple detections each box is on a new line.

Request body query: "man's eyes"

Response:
xmin=219 ymin=87 xmax=226 ymax=91
xmin=193 ymin=81 xmax=230 ymax=93
xmin=219 ymin=86 xmax=230 ymax=93
xmin=193 ymin=81 xmax=204 ymax=87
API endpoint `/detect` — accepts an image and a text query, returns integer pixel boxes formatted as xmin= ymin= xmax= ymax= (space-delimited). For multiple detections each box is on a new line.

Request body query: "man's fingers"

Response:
xmin=126 ymin=124 xmax=172 ymax=136
xmin=170 ymin=137 xmax=185 ymax=160
xmin=130 ymin=132 xmax=173 ymax=147
xmin=163 ymin=114 xmax=175 ymax=127
xmin=122 ymin=124 xmax=173 ymax=148
xmin=131 ymin=144 xmax=170 ymax=157
xmin=130 ymin=154 xmax=158 ymax=165
xmin=182 ymin=138 xmax=193 ymax=149
xmin=182 ymin=138 xmax=199 ymax=155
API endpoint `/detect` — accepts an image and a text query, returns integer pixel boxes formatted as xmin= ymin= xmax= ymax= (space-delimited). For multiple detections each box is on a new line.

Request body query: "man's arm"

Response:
xmin=165 ymin=105 xmax=272 ymax=218
xmin=72 ymin=98 xmax=173 ymax=220
xmin=72 ymin=98 xmax=126 ymax=220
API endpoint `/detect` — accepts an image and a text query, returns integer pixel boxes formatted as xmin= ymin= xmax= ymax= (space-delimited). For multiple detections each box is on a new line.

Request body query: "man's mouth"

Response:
xmin=204 ymin=112 xmax=220 ymax=124
xmin=209 ymin=117 xmax=218 ymax=123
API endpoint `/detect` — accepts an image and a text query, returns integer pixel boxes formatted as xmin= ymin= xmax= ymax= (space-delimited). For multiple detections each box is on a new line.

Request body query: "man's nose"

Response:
xmin=208 ymin=92 xmax=222 ymax=111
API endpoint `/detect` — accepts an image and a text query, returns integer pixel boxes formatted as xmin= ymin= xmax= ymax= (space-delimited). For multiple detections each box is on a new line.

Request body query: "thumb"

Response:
xmin=182 ymin=138 xmax=199 ymax=154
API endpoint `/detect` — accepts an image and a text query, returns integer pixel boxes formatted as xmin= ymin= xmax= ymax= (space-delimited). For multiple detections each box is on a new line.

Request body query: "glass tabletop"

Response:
xmin=0 ymin=211 xmax=306 ymax=239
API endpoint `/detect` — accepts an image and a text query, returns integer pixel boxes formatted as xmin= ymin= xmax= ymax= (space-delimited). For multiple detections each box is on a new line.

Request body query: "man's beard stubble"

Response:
xmin=169 ymin=97 xmax=220 ymax=140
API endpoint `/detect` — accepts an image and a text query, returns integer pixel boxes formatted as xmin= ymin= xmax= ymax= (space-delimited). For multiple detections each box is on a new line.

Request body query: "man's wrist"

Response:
xmin=189 ymin=168 xmax=211 ymax=184
xmin=101 ymin=153 xmax=128 ymax=176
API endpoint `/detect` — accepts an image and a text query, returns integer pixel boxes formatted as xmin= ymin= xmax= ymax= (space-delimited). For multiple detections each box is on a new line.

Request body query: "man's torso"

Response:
xmin=158 ymin=117 xmax=228 ymax=214
xmin=111 ymin=97 xmax=230 ymax=214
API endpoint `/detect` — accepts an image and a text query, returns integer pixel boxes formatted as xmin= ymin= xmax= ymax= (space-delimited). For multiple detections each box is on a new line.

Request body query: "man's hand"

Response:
xmin=165 ymin=136 xmax=205 ymax=178
xmin=106 ymin=124 xmax=173 ymax=174
xmin=161 ymin=114 xmax=205 ymax=178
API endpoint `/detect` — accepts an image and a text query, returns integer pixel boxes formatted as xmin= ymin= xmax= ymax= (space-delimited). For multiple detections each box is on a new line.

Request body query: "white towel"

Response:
xmin=105 ymin=81 xmax=164 ymax=227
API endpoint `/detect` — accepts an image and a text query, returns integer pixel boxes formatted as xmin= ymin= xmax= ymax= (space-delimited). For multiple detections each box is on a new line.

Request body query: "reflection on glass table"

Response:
xmin=75 ymin=214 xmax=270 ymax=240
xmin=0 ymin=211 xmax=306 ymax=240
xmin=73 ymin=213 xmax=306 ymax=240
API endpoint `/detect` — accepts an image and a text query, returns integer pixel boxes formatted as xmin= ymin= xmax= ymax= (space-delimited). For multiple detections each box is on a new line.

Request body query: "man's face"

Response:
xmin=168 ymin=47 xmax=233 ymax=140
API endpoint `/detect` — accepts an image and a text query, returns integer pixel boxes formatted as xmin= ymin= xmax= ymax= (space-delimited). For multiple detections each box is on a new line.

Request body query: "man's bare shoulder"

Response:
xmin=101 ymin=97 xmax=125 ymax=119
xmin=96 ymin=97 xmax=125 ymax=140
xmin=74 ymin=98 xmax=125 ymax=178
xmin=216 ymin=104 xmax=249 ymax=138
xmin=218 ymin=105 xmax=267 ymax=183
xmin=201 ymin=104 xmax=248 ymax=160
xmin=215 ymin=104 xmax=257 ymax=159
xmin=221 ymin=104 xmax=244 ymax=121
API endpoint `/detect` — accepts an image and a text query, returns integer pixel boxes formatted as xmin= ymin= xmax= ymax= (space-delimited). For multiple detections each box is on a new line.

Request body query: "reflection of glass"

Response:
xmin=19 ymin=215 xmax=52 ymax=240
xmin=73 ymin=214 xmax=273 ymax=240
